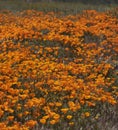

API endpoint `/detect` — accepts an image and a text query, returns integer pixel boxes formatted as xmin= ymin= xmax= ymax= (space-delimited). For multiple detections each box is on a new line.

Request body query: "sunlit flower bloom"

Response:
xmin=67 ymin=115 xmax=72 ymax=120
xmin=84 ymin=112 xmax=90 ymax=117
xmin=40 ymin=118 xmax=46 ymax=124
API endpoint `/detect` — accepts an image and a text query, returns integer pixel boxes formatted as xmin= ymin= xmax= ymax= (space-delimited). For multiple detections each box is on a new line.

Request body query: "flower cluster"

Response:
xmin=0 ymin=10 xmax=117 ymax=129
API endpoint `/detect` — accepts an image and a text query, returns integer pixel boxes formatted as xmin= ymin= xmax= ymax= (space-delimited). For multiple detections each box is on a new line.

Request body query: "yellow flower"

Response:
xmin=0 ymin=110 xmax=4 ymax=118
xmin=50 ymin=120 xmax=56 ymax=125
xmin=68 ymin=101 xmax=75 ymax=107
xmin=40 ymin=118 xmax=46 ymax=124
xmin=69 ymin=122 xmax=74 ymax=126
xmin=67 ymin=115 xmax=72 ymax=120
xmin=42 ymin=115 xmax=49 ymax=120
xmin=55 ymin=102 xmax=62 ymax=107
xmin=53 ymin=114 xmax=60 ymax=120
xmin=49 ymin=102 xmax=54 ymax=107
xmin=24 ymin=111 xmax=29 ymax=116
xmin=25 ymin=120 xmax=37 ymax=128
xmin=7 ymin=116 xmax=14 ymax=121
xmin=19 ymin=94 xmax=27 ymax=100
xmin=95 ymin=114 xmax=100 ymax=119
xmin=85 ymin=112 xmax=90 ymax=117
xmin=61 ymin=108 xmax=69 ymax=114
xmin=18 ymin=113 xmax=22 ymax=118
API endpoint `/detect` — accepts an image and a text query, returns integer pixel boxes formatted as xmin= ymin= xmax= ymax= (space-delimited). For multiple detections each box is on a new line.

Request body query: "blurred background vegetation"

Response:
xmin=24 ymin=0 xmax=118 ymax=5
xmin=0 ymin=0 xmax=118 ymax=14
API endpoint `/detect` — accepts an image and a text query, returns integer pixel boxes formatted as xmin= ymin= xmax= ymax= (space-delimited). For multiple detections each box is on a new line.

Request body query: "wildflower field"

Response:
xmin=0 ymin=9 xmax=118 ymax=130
